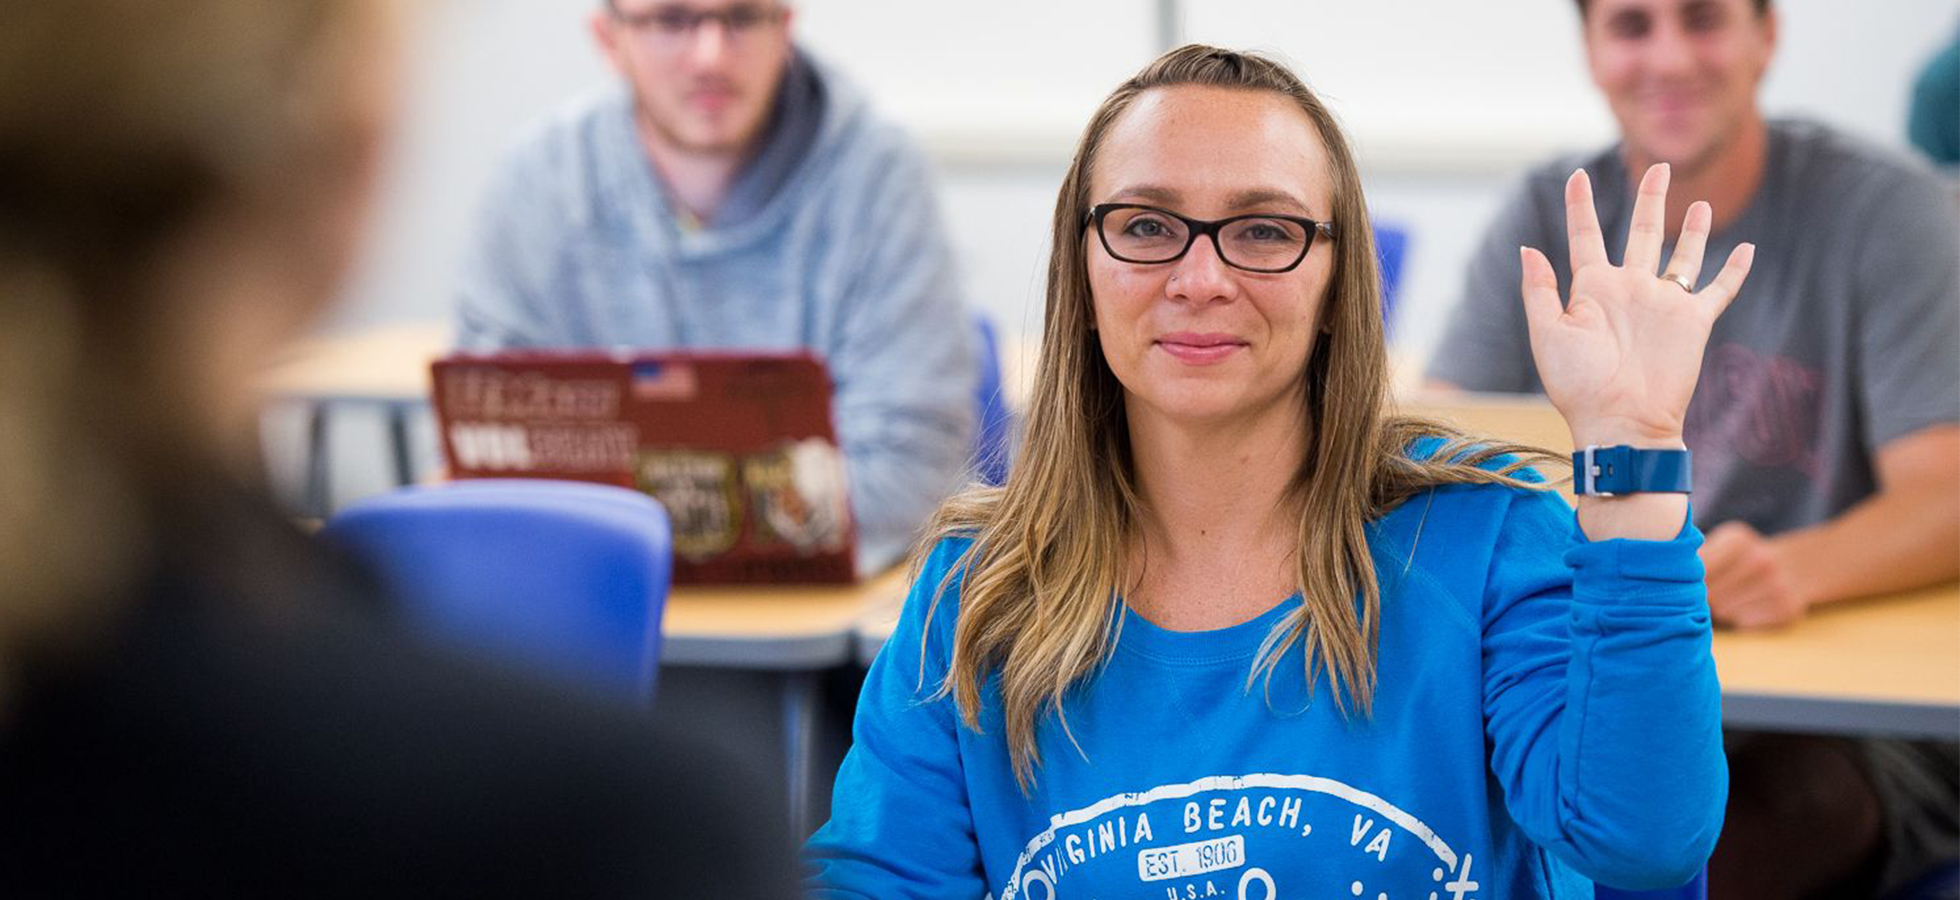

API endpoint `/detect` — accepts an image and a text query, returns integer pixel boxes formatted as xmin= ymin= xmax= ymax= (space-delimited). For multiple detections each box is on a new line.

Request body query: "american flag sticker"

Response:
xmin=630 ymin=360 xmax=698 ymax=401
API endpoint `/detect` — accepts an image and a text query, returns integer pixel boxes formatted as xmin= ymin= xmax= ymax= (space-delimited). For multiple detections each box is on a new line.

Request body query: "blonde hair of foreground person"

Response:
xmin=919 ymin=45 xmax=1568 ymax=791
xmin=0 ymin=1 xmax=398 ymax=683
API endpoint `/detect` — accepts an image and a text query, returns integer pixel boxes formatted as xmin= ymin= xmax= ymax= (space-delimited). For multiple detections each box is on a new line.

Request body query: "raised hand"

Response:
xmin=1520 ymin=163 xmax=1755 ymax=450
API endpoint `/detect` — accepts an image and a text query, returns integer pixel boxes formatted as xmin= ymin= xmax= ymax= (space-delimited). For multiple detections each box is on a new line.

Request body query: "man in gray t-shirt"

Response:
xmin=1428 ymin=1 xmax=1958 ymax=897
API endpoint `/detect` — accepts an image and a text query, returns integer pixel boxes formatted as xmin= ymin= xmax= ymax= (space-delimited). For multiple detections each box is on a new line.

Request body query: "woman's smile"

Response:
xmin=1155 ymin=331 xmax=1249 ymax=365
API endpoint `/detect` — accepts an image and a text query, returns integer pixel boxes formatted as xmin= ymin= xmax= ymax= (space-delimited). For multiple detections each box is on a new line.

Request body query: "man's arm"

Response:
xmin=1704 ymin=166 xmax=1960 ymax=628
xmin=452 ymin=142 xmax=568 ymax=351
xmin=1704 ymin=425 xmax=1960 ymax=628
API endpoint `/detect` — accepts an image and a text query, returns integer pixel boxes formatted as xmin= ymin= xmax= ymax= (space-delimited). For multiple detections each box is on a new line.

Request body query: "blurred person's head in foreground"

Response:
xmin=589 ymin=0 xmax=796 ymax=161
xmin=0 ymin=0 xmax=400 ymax=667
xmin=1574 ymin=0 xmax=1776 ymax=176
xmin=0 ymin=6 xmax=801 ymax=894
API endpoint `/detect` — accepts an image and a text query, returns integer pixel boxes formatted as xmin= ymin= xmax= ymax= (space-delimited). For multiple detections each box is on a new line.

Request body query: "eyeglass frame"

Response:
xmin=1083 ymin=202 xmax=1336 ymax=274
xmin=605 ymin=2 xmax=788 ymax=39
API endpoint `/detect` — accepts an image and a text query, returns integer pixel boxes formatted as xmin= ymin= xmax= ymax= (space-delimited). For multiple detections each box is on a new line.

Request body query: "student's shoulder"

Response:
xmin=1401 ymin=433 xmax=1557 ymax=483
xmin=1391 ymin=434 xmax=1565 ymax=525
xmin=1519 ymin=144 xmax=1616 ymax=195
xmin=1773 ymin=118 xmax=1953 ymax=213
xmin=481 ymin=88 xmax=632 ymax=222
xmin=1373 ymin=437 xmax=1573 ymax=589
xmin=1490 ymin=143 xmax=1623 ymax=235
xmin=885 ymin=533 xmax=982 ymax=657
xmin=493 ymin=88 xmax=607 ymax=167
xmin=911 ymin=534 xmax=979 ymax=605
xmin=801 ymin=55 xmax=935 ymax=190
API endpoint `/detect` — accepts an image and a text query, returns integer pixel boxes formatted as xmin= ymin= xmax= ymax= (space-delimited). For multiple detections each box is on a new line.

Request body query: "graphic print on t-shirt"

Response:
xmin=1687 ymin=342 xmax=1825 ymax=483
xmin=999 ymin=772 xmax=1482 ymax=900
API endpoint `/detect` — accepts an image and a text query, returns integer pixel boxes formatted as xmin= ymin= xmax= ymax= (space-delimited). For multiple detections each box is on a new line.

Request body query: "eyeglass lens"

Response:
xmin=621 ymin=3 xmax=781 ymax=38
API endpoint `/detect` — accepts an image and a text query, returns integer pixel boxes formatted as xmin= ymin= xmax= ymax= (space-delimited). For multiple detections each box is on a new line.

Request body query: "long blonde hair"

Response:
xmin=0 ymin=1 xmax=389 ymax=675
xmin=920 ymin=45 xmax=1560 ymax=791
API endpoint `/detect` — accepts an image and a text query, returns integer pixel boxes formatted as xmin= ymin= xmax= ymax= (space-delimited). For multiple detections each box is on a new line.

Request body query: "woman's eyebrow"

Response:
xmin=1224 ymin=188 xmax=1311 ymax=214
xmin=1105 ymin=184 xmax=1180 ymax=205
xmin=1101 ymin=185 xmax=1316 ymax=215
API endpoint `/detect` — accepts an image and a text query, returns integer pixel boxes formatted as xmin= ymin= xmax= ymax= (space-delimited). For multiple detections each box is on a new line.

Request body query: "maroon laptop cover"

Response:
xmin=431 ymin=352 xmax=855 ymax=585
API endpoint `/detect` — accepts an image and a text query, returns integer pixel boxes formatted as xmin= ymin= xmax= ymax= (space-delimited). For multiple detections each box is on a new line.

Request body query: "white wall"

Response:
xmin=334 ymin=0 xmax=1957 ymax=342
xmin=299 ymin=0 xmax=1957 ymax=504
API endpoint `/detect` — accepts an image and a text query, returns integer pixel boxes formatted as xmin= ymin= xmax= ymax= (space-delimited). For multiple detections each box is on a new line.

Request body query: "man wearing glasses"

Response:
xmin=455 ymin=1 xmax=975 ymax=573
xmin=1425 ymin=1 xmax=1958 ymax=897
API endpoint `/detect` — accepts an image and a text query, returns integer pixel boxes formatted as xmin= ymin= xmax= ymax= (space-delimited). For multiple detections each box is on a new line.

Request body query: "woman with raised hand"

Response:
xmin=808 ymin=45 xmax=1752 ymax=899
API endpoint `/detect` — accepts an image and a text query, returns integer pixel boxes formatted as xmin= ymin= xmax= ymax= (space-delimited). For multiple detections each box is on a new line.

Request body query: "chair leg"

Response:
xmin=388 ymin=402 xmax=415 ymax=487
xmin=304 ymin=403 xmax=332 ymax=518
xmin=782 ymin=671 xmax=820 ymax=839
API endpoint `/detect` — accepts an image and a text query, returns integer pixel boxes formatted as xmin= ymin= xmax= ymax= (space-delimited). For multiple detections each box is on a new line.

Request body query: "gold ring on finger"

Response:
xmin=1662 ymin=272 xmax=1695 ymax=292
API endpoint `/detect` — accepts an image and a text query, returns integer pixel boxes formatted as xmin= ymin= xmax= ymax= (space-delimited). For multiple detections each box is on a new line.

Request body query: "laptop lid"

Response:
xmin=431 ymin=351 xmax=854 ymax=585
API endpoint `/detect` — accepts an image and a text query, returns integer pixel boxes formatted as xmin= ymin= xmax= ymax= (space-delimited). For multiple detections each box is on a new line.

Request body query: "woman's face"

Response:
xmin=1085 ymin=85 xmax=1336 ymax=432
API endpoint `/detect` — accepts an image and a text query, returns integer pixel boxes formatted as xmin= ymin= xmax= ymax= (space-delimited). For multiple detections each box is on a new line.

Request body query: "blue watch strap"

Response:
xmin=1572 ymin=445 xmax=1693 ymax=496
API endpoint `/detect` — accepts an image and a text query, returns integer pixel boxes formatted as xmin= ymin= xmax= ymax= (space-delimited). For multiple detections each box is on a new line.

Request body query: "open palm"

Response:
xmin=1522 ymin=164 xmax=1755 ymax=446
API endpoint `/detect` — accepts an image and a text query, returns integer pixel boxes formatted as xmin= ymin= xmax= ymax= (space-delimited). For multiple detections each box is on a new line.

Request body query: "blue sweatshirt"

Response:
xmin=806 ymin=472 xmax=1726 ymax=898
xmin=452 ymin=53 xmax=976 ymax=572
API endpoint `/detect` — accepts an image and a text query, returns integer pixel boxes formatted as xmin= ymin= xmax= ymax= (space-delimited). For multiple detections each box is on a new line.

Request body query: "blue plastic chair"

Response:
xmin=972 ymin=313 xmax=1015 ymax=486
xmin=1374 ymin=221 xmax=1410 ymax=334
xmin=1596 ymin=868 xmax=1706 ymax=900
xmin=321 ymin=479 xmax=673 ymax=704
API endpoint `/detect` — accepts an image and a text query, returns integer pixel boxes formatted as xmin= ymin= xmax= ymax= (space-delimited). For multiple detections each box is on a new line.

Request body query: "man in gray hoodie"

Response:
xmin=455 ymin=1 xmax=976 ymax=573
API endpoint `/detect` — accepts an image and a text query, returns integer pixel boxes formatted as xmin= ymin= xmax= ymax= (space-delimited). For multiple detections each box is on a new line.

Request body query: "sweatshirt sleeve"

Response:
xmin=824 ymin=141 xmax=978 ymax=572
xmin=1480 ymin=488 xmax=1727 ymax=891
xmin=452 ymin=142 xmax=568 ymax=352
xmin=804 ymin=538 xmax=987 ymax=898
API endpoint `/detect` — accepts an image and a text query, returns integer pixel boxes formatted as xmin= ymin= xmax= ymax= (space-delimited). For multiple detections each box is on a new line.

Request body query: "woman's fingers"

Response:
xmin=1702 ymin=242 xmax=1757 ymax=320
xmin=1518 ymin=245 xmax=1564 ymax=334
xmin=1662 ymin=200 xmax=1713 ymax=290
xmin=1622 ymin=162 xmax=1671 ymax=274
xmin=1564 ymin=168 xmax=1609 ymax=273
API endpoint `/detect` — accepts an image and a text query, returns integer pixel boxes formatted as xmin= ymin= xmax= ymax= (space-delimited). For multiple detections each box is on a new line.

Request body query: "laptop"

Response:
xmin=430 ymin=351 xmax=855 ymax=585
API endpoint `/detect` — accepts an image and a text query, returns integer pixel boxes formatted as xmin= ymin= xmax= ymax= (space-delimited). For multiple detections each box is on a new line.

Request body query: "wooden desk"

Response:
xmin=1714 ymin=582 xmax=1959 ymax=739
xmin=667 ymin=568 xmax=905 ymax=669
xmin=853 ymin=580 xmax=1959 ymax=740
xmin=260 ymin=322 xmax=450 ymax=402
xmin=1397 ymin=390 xmax=1572 ymax=452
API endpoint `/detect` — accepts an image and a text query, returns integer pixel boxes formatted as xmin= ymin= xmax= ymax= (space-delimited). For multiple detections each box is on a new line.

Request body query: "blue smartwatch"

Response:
xmin=1572 ymin=445 xmax=1692 ymax=496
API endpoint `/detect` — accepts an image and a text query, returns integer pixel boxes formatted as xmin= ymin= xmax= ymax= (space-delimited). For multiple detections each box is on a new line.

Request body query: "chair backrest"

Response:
xmin=972 ymin=313 xmax=1015 ymax=486
xmin=1374 ymin=221 xmax=1411 ymax=333
xmin=321 ymin=479 xmax=672 ymax=704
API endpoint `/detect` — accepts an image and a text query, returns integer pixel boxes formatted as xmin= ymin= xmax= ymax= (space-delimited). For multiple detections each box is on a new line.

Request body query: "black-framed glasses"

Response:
xmin=608 ymin=2 xmax=786 ymax=41
xmin=1085 ymin=203 xmax=1335 ymax=274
